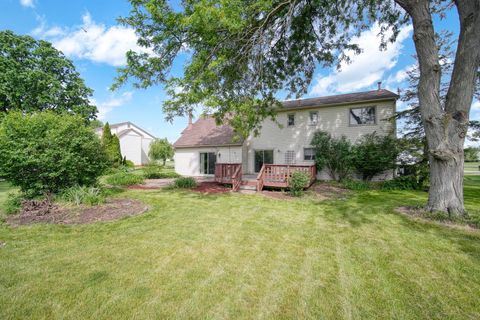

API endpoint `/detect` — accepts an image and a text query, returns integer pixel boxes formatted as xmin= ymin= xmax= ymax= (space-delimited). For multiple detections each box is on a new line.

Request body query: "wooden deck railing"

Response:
xmin=257 ymin=164 xmax=316 ymax=191
xmin=214 ymin=163 xmax=242 ymax=190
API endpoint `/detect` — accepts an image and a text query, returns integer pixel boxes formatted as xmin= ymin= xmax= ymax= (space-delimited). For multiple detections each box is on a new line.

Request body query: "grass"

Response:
xmin=465 ymin=161 xmax=480 ymax=174
xmin=0 ymin=179 xmax=479 ymax=319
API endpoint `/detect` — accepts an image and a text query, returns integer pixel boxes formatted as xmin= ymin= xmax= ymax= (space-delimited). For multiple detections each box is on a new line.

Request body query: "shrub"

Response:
xmin=4 ymin=191 xmax=23 ymax=215
xmin=288 ymin=171 xmax=310 ymax=197
xmin=172 ymin=177 xmax=197 ymax=189
xmin=0 ymin=112 xmax=108 ymax=197
xmin=382 ymin=175 xmax=422 ymax=190
xmin=352 ymin=133 xmax=399 ymax=181
xmin=125 ymin=160 xmax=135 ymax=168
xmin=143 ymin=164 xmax=180 ymax=179
xmin=105 ymin=172 xmax=144 ymax=186
xmin=61 ymin=186 xmax=105 ymax=206
xmin=340 ymin=179 xmax=374 ymax=191
xmin=311 ymin=131 xmax=354 ymax=181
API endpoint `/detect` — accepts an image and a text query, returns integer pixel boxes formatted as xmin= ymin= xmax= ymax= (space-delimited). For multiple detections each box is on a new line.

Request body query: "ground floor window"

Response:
xmin=304 ymin=148 xmax=315 ymax=161
xmin=200 ymin=152 xmax=216 ymax=174
xmin=284 ymin=150 xmax=296 ymax=164
xmin=255 ymin=149 xmax=274 ymax=172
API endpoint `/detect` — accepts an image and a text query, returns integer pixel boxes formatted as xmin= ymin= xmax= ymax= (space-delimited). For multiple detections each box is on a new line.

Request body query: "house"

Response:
xmin=96 ymin=122 xmax=156 ymax=165
xmin=173 ymin=88 xmax=398 ymax=190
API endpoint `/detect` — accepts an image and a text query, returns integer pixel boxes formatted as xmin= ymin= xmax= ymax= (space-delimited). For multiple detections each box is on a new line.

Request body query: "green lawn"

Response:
xmin=0 ymin=179 xmax=479 ymax=319
xmin=465 ymin=161 xmax=480 ymax=174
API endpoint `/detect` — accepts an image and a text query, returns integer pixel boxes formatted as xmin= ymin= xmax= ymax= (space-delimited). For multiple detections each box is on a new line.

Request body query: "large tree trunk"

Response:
xmin=396 ymin=0 xmax=480 ymax=217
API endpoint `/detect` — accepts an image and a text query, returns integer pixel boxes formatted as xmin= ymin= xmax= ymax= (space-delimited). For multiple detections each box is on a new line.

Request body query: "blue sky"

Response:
xmin=1 ymin=0 xmax=478 ymax=145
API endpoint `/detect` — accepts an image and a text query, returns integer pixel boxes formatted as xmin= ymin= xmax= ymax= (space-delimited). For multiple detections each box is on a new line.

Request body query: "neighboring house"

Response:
xmin=173 ymin=88 xmax=398 ymax=182
xmin=96 ymin=122 xmax=156 ymax=165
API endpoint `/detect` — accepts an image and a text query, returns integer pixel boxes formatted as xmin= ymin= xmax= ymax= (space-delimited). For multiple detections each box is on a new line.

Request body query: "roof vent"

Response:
xmin=377 ymin=81 xmax=382 ymax=91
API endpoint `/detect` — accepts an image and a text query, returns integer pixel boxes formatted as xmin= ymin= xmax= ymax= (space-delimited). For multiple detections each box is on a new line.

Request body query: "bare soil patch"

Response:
xmin=192 ymin=182 xmax=232 ymax=194
xmin=7 ymin=199 xmax=148 ymax=226
xmin=395 ymin=206 xmax=479 ymax=231
xmin=259 ymin=183 xmax=350 ymax=201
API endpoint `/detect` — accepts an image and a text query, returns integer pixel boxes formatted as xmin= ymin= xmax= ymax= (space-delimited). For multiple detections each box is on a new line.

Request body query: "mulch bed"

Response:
xmin=192 ymin=182 xmax=232 ymax=194
xmin=7 ymin=199 xmax=148 ymax=226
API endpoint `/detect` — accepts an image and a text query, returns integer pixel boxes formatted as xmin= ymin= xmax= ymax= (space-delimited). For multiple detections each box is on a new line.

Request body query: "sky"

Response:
xmin=1 ymin=0 xmax=479 ymax=145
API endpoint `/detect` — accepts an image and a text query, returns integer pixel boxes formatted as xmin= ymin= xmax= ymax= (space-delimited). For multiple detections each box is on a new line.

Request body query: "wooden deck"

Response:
xmin=215 ymin=163 xmax=316 ymax=192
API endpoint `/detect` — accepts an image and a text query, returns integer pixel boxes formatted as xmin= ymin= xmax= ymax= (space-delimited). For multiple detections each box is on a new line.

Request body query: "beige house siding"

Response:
xmin=174 ymin=146 xmax=242 ymax=176
xmin=244 ymin=100 xmax=395 ymax=175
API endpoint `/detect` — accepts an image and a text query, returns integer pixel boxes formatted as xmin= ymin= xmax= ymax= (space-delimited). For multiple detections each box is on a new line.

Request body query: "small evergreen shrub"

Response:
xmin=105 ymin=172 xmax=144 ymax=186
xmin=4 ymin=191 xmax=23 ymax=215
xmin=173 ymin=177 xmax=197 ymax=189
xmin=288 ymin=171 xmax=310 ymax=197
xmin=61 ymin=186 xmax=105 ymax=206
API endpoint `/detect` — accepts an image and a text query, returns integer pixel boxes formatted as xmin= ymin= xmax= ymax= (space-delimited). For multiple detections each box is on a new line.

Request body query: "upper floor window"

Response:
xmin=304 ymin=148 xmax=315 ymax=161
xmin=287 ymin=114 xmax=295 ymax=127
xmin=309 ymin=112 xmax=318 ymax=126
xmin=349 ymin=106 xmax=376 ymax=125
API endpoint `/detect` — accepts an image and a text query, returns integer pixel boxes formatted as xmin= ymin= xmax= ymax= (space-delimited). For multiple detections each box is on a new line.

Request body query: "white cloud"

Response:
xmin=91 ymin=92 xmax=133 ymax=120
xmin=472 ymin=101 xmax=480 ymax=111
xmin=20 ymin=0 xmax=35 ymax=8
xmin=310 ymin=24 xmax=413 ymax=96
xmin=32 ymin=13 xmax=151 ymax=67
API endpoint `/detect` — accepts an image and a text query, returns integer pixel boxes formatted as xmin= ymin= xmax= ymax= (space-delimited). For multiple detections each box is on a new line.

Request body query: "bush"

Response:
xmin=105 ymin=172 xmax=144 ymax=186
xmin=125 ymin=160 xmax=135 ymax=168
xmin=4 ymin=191 xmax=23 ymax=215
xmin=288 ymin=171 xmax=310 ymax=197
xmin=311 ymin=131 xmax=354 ymax=181
xmin=0 ymin=112 xmax=108 ymax=197
xmin=352 ymin=133 xmax=399 ymax=181
xmin=143 ymin=164 xmax=180 ymax=179
xmin=340 ymin=179 xmax=374 ymax=191
xmin=382 ymin=175 xmax=422 ymax=190
xmin=61 ymin=186 xmax=105 ymax=206
xmin=172 ymin=177 xmax=197 ymax=189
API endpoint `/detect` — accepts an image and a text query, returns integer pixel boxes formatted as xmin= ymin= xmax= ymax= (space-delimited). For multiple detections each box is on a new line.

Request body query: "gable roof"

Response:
xmin=107 ymin=121 xmax=157 ymax=140
xmin=282 ymin=89 xmax=398 ymax=110
xmin=174 ymin=117 xmax=243 ymax=148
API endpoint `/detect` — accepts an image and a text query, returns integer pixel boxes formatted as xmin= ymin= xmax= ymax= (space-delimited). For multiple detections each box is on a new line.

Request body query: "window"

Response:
xmin=200 ymin=152 xmax=216 ymax=174
xmin=309 ymin=112 xmax=318 ymax=126
xmin=284 ymin=150 xmax=295 ymax=164
xmin=287 ymin=114 xmax=295 ymax=126
xmin=304 ymin=148 xmax=315 ymax=161
xmin=349 ymin=106 xmax=376 ymax=125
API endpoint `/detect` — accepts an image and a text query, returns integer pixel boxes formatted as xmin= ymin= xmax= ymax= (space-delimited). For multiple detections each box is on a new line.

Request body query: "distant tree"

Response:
xmin=0 ymin=30 xmax=97 ymax=121
xmin=464 ymin=147 xmax=479 ymax=162
xmin=101 ymin=123 xmax=122 ymax=166
xmin=89 ymin=119 xmax=104 ymax=129
xmin=0 ymin=112 xmax=108 ymax=197
xmin=149 ymin=138 xmax=174 ymax=166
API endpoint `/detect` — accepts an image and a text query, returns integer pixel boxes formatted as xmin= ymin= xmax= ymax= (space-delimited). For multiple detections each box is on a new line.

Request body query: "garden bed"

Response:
xmin=7 ymin=199 xmax=147 ymax=226
xmin=192 ymin=182 xmax=232 ymax=194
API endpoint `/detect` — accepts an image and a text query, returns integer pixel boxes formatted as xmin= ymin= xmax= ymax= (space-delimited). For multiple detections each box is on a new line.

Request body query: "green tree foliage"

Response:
xmin=352 ymin=133 xmax=399 ymax=181
xmin=0 ymin=30 xmax=97 ymax=121
xmin=310 ymin=131 xmax=353 ymax=181
xmin=101 ymin=123 xmax=123 ymax=166
xmin=148 ymin=138 xmax=173 ymax=165
xmin=0 ymin=112 xmax=108 ymax=197
xmin=464 ymin=147 xmax=479 ymax=162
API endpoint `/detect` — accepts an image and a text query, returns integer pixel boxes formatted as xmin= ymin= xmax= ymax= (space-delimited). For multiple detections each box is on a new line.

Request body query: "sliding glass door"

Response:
xmin=200 ymin=152 xmax=216 ymax=174
xmin=254 ymin=150 xmax=274 ymax=172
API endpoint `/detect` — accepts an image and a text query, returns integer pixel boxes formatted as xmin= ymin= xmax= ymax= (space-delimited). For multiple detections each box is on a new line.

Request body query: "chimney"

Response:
xmin=377 ymin=81 xmax=382 ymax=91
xmin=186 ymin=111 xmax=193 ymax=130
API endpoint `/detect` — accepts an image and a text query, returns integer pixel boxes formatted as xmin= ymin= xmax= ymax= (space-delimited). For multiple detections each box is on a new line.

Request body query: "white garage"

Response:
xmin=97 ymin=122 xmax=156 ymax=166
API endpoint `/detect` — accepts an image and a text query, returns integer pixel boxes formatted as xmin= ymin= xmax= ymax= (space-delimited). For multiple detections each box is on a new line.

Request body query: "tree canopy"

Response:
xmin=148 ymin=138 xmax=174 ymax=165
xmin=0 ymin=30 xmax=97 ymax=121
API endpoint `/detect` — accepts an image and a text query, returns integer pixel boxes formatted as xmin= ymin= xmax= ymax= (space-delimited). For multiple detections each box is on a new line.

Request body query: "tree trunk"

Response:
xmin=427 ymin=150 xmax=464 ymax=216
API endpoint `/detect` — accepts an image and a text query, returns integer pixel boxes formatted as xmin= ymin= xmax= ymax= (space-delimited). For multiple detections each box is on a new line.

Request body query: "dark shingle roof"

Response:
xmin=282 ymin=89 xmax=398 ymax=109
xmin=173 ymin=117 xmax=243 ymax=148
